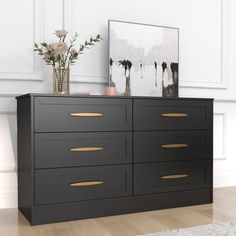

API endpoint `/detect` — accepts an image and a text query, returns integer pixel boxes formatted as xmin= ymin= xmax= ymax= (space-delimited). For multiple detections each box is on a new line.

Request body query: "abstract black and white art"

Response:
xmin=109 ymin=20 xmax=179 ymax=97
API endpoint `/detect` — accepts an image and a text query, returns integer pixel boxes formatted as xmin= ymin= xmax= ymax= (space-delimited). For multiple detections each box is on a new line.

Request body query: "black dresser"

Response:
xmin=16 ymin=94 xmax=213 ymax=225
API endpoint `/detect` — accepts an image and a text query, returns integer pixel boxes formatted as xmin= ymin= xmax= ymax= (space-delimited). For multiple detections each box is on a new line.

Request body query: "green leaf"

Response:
xmin=41 ymin=42 xmax=47 ymax=47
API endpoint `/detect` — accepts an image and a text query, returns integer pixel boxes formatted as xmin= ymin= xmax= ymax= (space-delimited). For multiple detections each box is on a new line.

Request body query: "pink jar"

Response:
xmin=105 ymin=87 xmax=117 ymax=96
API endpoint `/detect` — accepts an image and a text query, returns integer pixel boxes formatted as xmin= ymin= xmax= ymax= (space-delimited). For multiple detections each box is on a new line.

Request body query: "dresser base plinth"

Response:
xmin=23 ymin=189 xmax=212 ymax=225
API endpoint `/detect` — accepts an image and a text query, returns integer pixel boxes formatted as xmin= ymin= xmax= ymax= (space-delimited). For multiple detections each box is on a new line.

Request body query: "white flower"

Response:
xmin=55 ymin=30 xmax=68 ymax=37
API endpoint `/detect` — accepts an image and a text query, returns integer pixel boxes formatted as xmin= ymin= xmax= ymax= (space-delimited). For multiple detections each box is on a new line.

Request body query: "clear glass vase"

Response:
xmin=53 ymin=68 xmax=70 ymax=95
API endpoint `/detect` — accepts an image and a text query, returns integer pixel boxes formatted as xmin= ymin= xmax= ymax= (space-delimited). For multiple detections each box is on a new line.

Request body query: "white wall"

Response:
xmin=0 ymin=0 xmax=235 ymax=208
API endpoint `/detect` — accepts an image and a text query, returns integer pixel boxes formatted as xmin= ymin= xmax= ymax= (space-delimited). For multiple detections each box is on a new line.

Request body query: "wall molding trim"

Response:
xmin=70 ymin=75 xmax=108 ymax=84
xmin=63 ymin=0 xmax=110 ymax=85
xmin=214 ymin=112 xmax=227 ymax=160
xmin=180 ymin=0 xmax=227 ymax=89
xmin=215 ymin=98 xmax=236 ymax=102
xmin=214 ymin=173 xmax=236 ymax=188
xmin=63 ymin=0 xmax=227 ymax=88
xmin=0 ymin=169 xmax=17 ymax=174
xmin=0 ymin=172 xmax=17 ymax=208
xmin=0 ymin=187 xmax=17 ymax=208
xmin=0 ymin=109 xmax=16 ymax=114
xmin=0 ymin=0 xmax=44 ymax=81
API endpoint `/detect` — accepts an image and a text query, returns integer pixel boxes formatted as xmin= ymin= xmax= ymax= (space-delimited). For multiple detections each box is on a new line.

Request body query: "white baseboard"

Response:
xmin=0 ymin=172 xmax=17 ymax=208
xmin=0 ymin=186 xmax=17 ymax=208
xmin=214 ymin=174 xmax=236 ymax=188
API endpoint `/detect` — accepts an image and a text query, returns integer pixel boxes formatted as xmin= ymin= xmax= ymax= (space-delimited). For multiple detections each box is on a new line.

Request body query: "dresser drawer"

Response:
xmin=34 ymin=97 xmax=132 ymax=132
xmin=134 ymin=131 xmax=212 ymax=163
xmin=134 ymin=161 xmax=211 ymax=195
xmin=35 ymin=132 xmax=132 ymax=168
xmin=35 ymin=165 xmax=132 ymax=205
xmin=133 ymin=99 xmax=213 ymax=130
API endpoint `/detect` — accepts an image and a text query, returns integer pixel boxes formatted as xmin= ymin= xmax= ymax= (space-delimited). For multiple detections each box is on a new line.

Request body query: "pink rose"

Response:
xmin=55 ymin=30 xmax=68 ymax=37
xmin=48 ymin=42 xmax=68 ymax=55
xmin=47 ymin=43 xmax=56 ymax=51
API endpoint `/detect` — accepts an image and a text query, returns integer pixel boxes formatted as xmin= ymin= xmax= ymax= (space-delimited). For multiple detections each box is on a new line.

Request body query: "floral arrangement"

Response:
xmin=34 ymin=30 xmax=102 ymax=94
xmin=34 ymin=30 xmax=102 ymax=69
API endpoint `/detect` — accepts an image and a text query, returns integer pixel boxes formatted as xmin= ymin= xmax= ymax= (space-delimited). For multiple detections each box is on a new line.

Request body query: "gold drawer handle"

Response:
xmin=70 ymin=147 xmax=103 ymax=152
xmin=69 ymin=113 xmax=103 ymax=117
xmin=161 ymin=113 xmax=189 ymax=117
xmin=70 ymin=181 xmax=104 ymax=187
xmin=161 ymin=144 xmax=189 ymax=148
xmin=161 ymin=174 xmax=189 ymax=180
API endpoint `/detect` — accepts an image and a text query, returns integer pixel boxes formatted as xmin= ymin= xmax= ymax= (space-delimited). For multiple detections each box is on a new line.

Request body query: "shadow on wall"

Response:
xmin=0 ymin=113 xmax=17 ymax=171
xmin=7 ymin=114 xmax=17 ymax=170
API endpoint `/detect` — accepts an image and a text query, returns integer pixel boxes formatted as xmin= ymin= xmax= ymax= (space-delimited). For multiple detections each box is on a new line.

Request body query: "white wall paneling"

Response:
xmin=0 ymin=96 xmax=17 ymax=113
xmin=0 ymin=113 xmax=17 ymax=171
xmin=0 ymin=112 xmax=17 ymax=208
xmin=0 ymin=0 xmax=72 ymax=95
xmin=214 ymin=113 xmax=226 ymax=160
xmin=0 ymin=172 xmax=17 ymax=208
xmin=0 ymin=0 xmax=44 ymax=81
xmin=180 ymin=0 xmax=227 ymax=89
xmin=213 ymin=100 xmax=236 ymax=188
xmin=0 ymin=0 xmax=107 ymax=208
xmin=63 ymin=0 xmax=108 ymax=84
xmin=64 ymin=0 xmax=225 ymax=89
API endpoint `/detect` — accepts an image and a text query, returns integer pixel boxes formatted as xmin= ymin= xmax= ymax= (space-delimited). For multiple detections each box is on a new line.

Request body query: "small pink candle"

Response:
xmin=105 ymin=87 xmax=117 ymax=96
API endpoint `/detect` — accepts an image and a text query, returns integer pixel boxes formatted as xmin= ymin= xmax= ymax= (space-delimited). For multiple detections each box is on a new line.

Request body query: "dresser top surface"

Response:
xmin=16 ymin=93 xmax=214 ymax=101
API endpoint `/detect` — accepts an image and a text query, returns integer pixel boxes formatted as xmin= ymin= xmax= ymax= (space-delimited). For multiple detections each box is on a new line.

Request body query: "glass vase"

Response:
xmin=53 ymin=68 xmax=70 ymax=95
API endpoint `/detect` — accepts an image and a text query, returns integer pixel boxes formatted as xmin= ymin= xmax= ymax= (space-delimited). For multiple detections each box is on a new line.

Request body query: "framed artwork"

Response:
xmin=108 ymin=20 xmax=179 ymax=97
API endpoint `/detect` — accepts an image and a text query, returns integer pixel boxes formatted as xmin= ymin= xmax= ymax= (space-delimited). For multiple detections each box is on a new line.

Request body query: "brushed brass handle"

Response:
xmin=69 ymin=113 xmax=103 ymax=117
xmin=161 ymin=174 xmax=189 ymax=180
xmin=70 ymin=181 xmax=104 ymax=187
xmin=70 ymin=147 xmax=104 ymax=152
xmin=161 ymin=144 xmax=189 ymax=148
xmin=161 ymin=113 xmax=189 ymax=117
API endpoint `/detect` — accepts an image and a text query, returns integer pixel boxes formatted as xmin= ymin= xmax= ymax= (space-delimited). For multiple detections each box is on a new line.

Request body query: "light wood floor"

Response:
xmin=1 ymin=187 xmax=236 ymax=236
